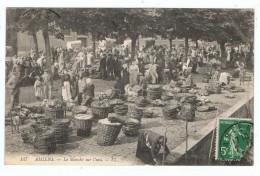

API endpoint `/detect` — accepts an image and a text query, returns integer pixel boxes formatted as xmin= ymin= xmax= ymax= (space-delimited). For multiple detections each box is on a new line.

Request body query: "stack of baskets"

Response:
xmin=127 ymin=105 xmax=143 ymax=121
xmin=161 ymin=91 xmax=174 ymax=101
xmin=135 ymin=97 xmax=148 ymax=107
xmin=179 ymin=102 xmax=196 ymax=122
xmin=53 ymin=119 xmax=70 ymax=144
xmin=143 ymin=109 xmax=154 ymax=118
xmin=114 ymin=104 xmax=128 ymax=116
xmin=91 ymin=102 xmax=110 ymax=120
xmin=97 ymin=118 xmax=122 ymax=146
xmin=122 ymin=118 xmax=141 ymax=136
xmin=74 ymin=114 xmax=93 ymax=137
xmin=33 ymin=127 xmax=56 ymax=154
xmin=162 ymin=105 xmax=179 ymax=120
xmin=37 ymin=117 xmax=52 ymax=126
xmin=147 ymin=85 xmax=162 ymax=101
xmin=21 ymin=127 xmax=36 ymax=144
xmin=206 ymin=81 xmax=222 ymax=94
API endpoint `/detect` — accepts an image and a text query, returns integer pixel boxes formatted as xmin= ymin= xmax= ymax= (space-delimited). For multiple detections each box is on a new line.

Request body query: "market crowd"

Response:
xmin=6 ymin=43 xmax=251 ymax=110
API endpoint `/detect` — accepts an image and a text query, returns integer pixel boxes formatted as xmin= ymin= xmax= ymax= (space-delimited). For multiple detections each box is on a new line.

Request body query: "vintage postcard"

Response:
xmin=3 ymin=3 xmax=255 ymax=168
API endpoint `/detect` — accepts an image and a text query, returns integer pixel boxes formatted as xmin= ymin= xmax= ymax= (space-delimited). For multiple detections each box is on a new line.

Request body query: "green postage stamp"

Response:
xmin=216 ymin=118 xmax=253 ymax=161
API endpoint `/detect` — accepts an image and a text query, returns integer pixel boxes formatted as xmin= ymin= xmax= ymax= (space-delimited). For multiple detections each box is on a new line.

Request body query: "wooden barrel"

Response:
xmin=74 ymin=114 xmax=93 ymax=137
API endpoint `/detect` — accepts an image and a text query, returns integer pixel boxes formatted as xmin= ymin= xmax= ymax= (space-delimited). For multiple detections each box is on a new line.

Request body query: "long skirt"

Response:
xmin=129 ymin=71 xmax=139 ymax=85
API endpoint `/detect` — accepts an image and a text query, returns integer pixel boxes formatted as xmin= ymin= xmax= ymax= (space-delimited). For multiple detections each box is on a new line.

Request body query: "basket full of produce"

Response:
xmin=45 ymin=99 xmax=66 ymax=120
xmin=91 ymin=100 xmax=111 ymax=120
xmin=162 ymin=105 xmax=179 ymax=120
xmin=114 ymin=104 xmax=128 ymax=116
xmin=127 ymin=105 xmax=143 ymax=121
xmin=96 ymin=118 xmax=122 ymax=146
xmin=122 ymin=118 xmax=141 ymax=137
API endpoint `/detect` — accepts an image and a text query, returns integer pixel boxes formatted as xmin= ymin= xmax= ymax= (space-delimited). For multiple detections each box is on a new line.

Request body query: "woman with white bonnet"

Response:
xmin=82 ymin=78 xmax=95 ymax=106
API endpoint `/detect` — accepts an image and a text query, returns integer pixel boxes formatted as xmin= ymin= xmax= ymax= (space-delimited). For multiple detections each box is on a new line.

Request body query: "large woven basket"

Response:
xmin=122 ymin=118 xmax=141 ymax=136
xmin=45 ymin=107 xmax=64 ymax=120
xmin=127 ymin=105 xmax=143 ymax=121
xmin=33 ymin=127 xmax=56 ymax=154
xmin=97 ymin=119 xmax=122 ymax=146
xmin=53 ymin=119 xmax=70 ymax=144
xmin=91 ymin=103 xmax=110 ymax=120
xmin=179 ymin=103 xmax=196 ymax=122
xmin=114 ymin=104 xmax=128 ymax=116
xmin=74 ymin=114 xmax=93 ymax=137
xmin=72 ymin=106 xmax=88 ymax=116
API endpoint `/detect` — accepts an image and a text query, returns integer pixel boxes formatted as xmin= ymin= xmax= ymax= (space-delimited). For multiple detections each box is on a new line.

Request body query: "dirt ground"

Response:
xmin=4 ymin=72 xmax=254 ymax=165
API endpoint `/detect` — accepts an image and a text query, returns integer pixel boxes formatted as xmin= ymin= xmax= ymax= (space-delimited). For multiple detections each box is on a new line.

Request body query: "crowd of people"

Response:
xmin=6 ymin=41 xmax=252 ymax=111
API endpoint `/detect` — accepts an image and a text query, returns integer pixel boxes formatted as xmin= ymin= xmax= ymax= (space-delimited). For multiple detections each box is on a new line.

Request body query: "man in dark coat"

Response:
xmin=113 ymin=55 xmax=122 ymax=79
xmin=99 ymin=54 xmax=107 ymax=80
xmin=106 ymin=54 xmax=114 ymax=80
xmin=136 ymin=130 xmax=170 ymax=165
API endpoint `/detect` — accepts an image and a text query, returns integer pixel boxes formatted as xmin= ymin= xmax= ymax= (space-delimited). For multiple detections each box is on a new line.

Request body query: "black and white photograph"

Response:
xmin=3 ymin=6 xmax=255 ymax=167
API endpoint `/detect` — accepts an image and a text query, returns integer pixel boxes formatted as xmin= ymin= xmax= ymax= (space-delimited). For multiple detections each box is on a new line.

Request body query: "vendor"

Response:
xmin=82 ymin=78 xmax=95 ymax=106
xmin=183 ymin=71 xmax=194 ymax=88
xmin=136 ymin=130 xmax=170 ymax=165
xmin=219 ymin=72 xmax=231 ymax=86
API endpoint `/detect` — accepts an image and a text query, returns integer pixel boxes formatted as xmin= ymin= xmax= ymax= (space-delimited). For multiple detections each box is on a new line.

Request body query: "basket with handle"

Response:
xmin=74 ymin=114 xmax=93 ymax=137
xmin=97 ymin=118 xmax=122 ymax=146
xmin=91 ymin=103 xmax=110 ymax=120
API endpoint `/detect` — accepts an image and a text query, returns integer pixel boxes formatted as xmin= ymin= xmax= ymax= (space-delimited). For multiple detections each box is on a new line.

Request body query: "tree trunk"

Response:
xmin=32 ymin=30 xmax=39 ymax=59
xmin=195 ymin=40 xmax=198 ymax=48
xmin=169 ymin=38 xmax=173 ymax=52
xmin=184 ymin=36 xmax=189 ymax=63
xmin=42 ymin=25 xmax=51 ymax=69
xmin=92 ymin=33 xmax=96 ymax=59
xmin=131 ymin=35 xmax=138 ymax=60
xmin=219 ymin=41 xmax=225 ymax=58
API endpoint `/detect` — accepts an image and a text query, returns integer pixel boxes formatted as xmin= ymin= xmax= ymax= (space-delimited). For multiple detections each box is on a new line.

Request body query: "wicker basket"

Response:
xmin=127 ymin=105 xmax=143 ymax=121
xmin=114 ymin=104 xmax=128 ymax=116
xmin=122 ymin=118 xmax=141 ymax=136
xmin=72 ymin=106 xmax=88 ymax=116
xmin=45 ymin=107 xmax=64 ymax=120
xmin=91 ymin=103 xmax=110 ymax=120
xmin=74 ymin=114 xmax=93 ymax=137
xmin=97 ymin=119 xmax=122 ymax=146
xmin=53 ymin=119 xmax=70 ymax=144
xmin=33 ymin=127 xmax=56 ymax=154
xmin=179 ymin=103 xmax=196 ymax=122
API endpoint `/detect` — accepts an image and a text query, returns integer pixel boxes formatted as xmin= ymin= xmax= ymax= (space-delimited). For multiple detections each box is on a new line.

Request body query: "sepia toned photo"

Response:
xmin=5 ymin=8 xmax=254 ymax=166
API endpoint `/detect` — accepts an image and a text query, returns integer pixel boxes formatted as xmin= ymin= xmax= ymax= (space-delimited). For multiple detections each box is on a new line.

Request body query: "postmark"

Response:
xmin=216 ymin=118 xmax=252 ymax=161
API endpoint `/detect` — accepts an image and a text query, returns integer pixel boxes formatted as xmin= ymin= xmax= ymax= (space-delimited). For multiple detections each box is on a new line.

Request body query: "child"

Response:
xmin=34 ymin=76 xmax=43 ymax=101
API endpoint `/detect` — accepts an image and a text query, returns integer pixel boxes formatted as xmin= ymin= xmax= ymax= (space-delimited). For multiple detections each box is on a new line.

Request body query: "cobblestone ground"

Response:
xmin=5 ymin=74 xmax=254 ymax=165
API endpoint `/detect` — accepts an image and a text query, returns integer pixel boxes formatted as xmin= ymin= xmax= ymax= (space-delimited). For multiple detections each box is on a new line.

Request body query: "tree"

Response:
xmin=110 ymin=9 xmax=156 ymax=59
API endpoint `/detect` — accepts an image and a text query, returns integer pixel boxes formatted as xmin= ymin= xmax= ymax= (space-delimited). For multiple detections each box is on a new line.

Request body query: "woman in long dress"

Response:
xmin=34 ymin=76 xmax=43 ymax=101
xmin=129 ymin=61 xmax=139 ymax=86
xmin=62 ymin=74 xmax=72 ymax=102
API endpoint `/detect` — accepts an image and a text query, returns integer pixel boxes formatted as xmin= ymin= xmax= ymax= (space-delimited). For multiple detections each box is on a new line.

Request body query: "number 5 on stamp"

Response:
xmin=216 ymin=118 xmax=252 ymax=161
